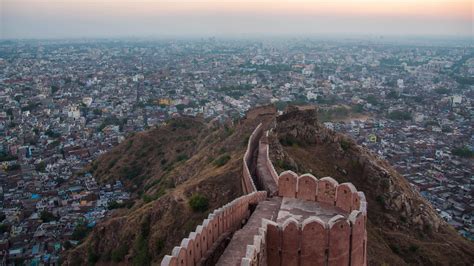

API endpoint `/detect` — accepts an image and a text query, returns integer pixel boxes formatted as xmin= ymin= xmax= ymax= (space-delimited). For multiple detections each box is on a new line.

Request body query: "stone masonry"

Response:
xmin=161 ymin=122 xmax=367 ymax=266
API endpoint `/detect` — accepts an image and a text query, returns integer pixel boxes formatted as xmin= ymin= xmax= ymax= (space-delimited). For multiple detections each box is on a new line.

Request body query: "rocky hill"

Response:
xmin=65 ymin=106 xmax=474 ymax=265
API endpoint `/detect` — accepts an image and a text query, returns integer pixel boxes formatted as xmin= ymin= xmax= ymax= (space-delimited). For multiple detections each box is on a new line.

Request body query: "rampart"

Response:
xmin=160 ymin=191 xmax=267 ymax=266
xmin=255 ymin=131 xmax=279 ymax=196
xmin=277 ymin=171 xmax=367 ymax=216
xmin=242 ymin=123 xmax=263 ymax=194
xmin=240 ymin=211 xmax=366 ymax=266
xmin=240 ymin=170 xmax=367 ymax=266
xmin=161 ymin=124 xmax=368 ymax=266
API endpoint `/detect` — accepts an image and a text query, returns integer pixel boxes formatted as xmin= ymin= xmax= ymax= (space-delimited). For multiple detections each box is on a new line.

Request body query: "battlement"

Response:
xmin=277 ymin=171 xmax=367 ymax=215
xmin=239 ymin=170 xmax=368 ymax=266
xmin=161 ymin=125 xmax=367 ymax=266
xmin=161 ymin=191 xmax=267 ymax=266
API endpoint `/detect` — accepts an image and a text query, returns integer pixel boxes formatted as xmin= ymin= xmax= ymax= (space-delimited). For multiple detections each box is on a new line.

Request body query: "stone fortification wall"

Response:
xmin=261 ymin=131 xmax=279 ymax=184
xmin=241 ymin=210 xmax=367 ymax=266
xmin=242 ymin=123 xmax=263 ymax=194
xmin=255 ymin=131 xmax=279 ymax=196
xmin=161 ymin=191 xmax=267 ymax=266
xmin=238 ymin=171 xmax=368 ymax=266
xmin=277 ymin=171 xmax=367 ymax=216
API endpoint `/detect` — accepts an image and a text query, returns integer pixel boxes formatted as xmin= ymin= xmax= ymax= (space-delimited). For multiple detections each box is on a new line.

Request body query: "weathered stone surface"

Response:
xmin=189 ymin=232 xmax=201 ymax=263
xmin=301 ymin=217 xmax=328 ymax=266
xmin=281 ymin=218 xmax=300 ymax=266
xmin=172 ymin=246 xmax=187 ymax=266
xmin=328 ymin=216 xmax=350 ymax=266
xmin=196 ymin=225 xmax=207 ymax=255
xmin=318 ymin=177 xmax=338 ymax=204
xmin=180 ymin=238 xmax=194 ymax=266
xmin=350 ymin=211 xmax=366 ymax=266
xmin=161 ymin=255 xmax=178 ymax=266
xmin=336 ymin=183 xmax=357 ymax=212
xmin=297 ymin=174 xmax=318 ymax=201
xmin=278 ymin=170 xmax=298 ymax=198
xmin=266 ymin=220 xmax=281 ymax=266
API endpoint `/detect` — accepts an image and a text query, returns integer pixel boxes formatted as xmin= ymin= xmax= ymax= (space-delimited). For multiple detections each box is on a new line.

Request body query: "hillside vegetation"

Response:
xmin=66 ymin=106 xmax=474 ymax=265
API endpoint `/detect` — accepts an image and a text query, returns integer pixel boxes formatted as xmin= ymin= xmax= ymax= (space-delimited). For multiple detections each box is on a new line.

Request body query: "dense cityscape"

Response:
xmin=0 ymin=38 xmax=473 ymax=264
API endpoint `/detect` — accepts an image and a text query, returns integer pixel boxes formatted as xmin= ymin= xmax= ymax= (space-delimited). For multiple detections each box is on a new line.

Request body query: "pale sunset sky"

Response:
xmin=1 ymin=0 xmax=472 ymax=39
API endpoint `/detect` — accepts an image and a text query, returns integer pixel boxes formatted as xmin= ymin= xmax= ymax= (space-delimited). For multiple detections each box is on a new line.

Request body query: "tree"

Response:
xmin=40 ymin=210 xmax=57 ymax=223
xmin=388 ymin=111 xmax=412 ymax=121
xmin=71 ymin=221 xmax=90 ymax=241
xmin=452 ymin=147 xmax=474 ymax=158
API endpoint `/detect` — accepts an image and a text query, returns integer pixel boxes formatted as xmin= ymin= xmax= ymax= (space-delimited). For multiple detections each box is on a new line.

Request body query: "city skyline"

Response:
xmin=1 ymin=0 xmax=472 ymax=39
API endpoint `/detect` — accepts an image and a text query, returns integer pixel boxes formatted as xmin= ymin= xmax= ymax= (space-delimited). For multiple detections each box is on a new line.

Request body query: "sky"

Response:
xmin=1 ymin=0 xmax=472 ymax=39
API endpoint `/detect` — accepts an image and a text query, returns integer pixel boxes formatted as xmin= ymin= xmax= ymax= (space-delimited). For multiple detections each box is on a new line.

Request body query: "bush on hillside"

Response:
xmin=189 ymin=194 xmax=209 ymax=212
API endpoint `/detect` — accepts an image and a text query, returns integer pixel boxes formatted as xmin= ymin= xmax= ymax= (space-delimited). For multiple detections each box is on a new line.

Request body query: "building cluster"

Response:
xmin=0 ymin=38 xmax=472 ymax=263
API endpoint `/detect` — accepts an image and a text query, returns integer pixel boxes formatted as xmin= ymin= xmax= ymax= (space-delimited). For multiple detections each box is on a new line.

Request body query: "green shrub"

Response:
xmin=40 ymin=211 xmax=57 ymax=223
xmin=129 ymin=216 xmax=152 ymax=265
xmin=111 ymin=244 xmax=128 ymax=262
xmin=108 ymin=200 xmax=127 ymax=210
xmin=376 ymin=195 xmax=385 ymax=206
xmin=388 ymin=110 xmax=412 ymax=121
xmin=409 ymin=244 xmax=419 ymax=252
xmin=6 ymin=164 xmax=21 ymax=171
xmin=87 ymin=245 xmax=100 ymax=264
xmin=176 ymin=154 xmax=188 ymax=162
xmin=189 ymin=194 xmax=209 ymax=212
xmin=340 ymin=139 xmax=351 ymax=151
xmin=0 ymin=224 xmax=8 ymax=234
xmin=155 ymin=239 xmax=165 ymax=254
xmin=71 ymin=221 xmax=90 ymax=241
xmin=390 ymin=244 xmax=401 ymax=255
xmin=214 ymin=154 xmax=231 ymax=167
xmin=452 ymin=146 xmax=474 ymax=158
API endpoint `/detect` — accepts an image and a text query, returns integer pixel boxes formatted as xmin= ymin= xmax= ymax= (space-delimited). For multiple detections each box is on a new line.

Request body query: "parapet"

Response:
xmin=242 ymin=123 xmax=264 ymax=194
xmin=236 ymin=171 xmax=368 ymax=266
xmin=240 ymin=209 xmax=367 ymax=266
xmin=161 ymin=191 xmax=267 ymax=266
xmin=278 ymin=170 xmax=366 ymax=214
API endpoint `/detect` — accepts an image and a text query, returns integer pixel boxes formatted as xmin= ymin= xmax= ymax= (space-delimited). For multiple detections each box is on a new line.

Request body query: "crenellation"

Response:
xmin=180 ymin=238 xmax=194 ymax=266
xmin=301 ymin=217 xmax=327 ymax=266
xmin=318 ymin=176 xmax=339 ymax=204
xmin=278 ymin=170 xmax=298 ymax=198
xmin=328 ymin=217 xmax=351 ymax=266
xmin=349 ymin=211 xmax=365 ymax=266
xmin=162 ymin=126 xmax=367 ymax=266
xmin=297 ymin=174 xmax=318 ymax=201
xmin=281 ymin=217 xmax=300 ymax=266
xmin=172 ymin=246 xmax=187 ymax=266
xmin=161 ymin=255 xmax=178 ymax=266
xmin=336 ymin=183 xmax=357 ymax=212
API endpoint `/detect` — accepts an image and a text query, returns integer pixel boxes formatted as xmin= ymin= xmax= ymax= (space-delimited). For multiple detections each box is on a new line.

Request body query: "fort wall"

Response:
xmin=161 ymin=125 xmax=368 ymax=266
xmin=242 ymin=123 xmax=263 ymax=194
xmin=239 ymin=170 xmax=368 ymax=266
xmin=277 ymin=170 xmax=366 ymax=214
xmin=240 ymin=210 xmax=367 ymax=266
xmin=161 ymin=191 xmax=267 ymax=266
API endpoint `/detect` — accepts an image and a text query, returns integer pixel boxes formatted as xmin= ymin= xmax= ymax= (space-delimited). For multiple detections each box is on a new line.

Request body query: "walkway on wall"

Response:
xmin=255 ymin=137 xmax=278 ymax=196
xmin=216 ymin=198 xmax=281 ymax=265
xmin=161 ymin=111 xmax=367 ymax=266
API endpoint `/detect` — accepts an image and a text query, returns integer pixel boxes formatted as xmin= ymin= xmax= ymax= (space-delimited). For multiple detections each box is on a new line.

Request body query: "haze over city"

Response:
xmin=1 ymin=0 xmax=472 ymax=39
xmin=1 ymin=0 xmax=473 ymax=265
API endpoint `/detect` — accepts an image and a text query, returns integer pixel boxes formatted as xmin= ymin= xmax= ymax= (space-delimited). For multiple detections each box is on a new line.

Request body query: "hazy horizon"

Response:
xmin=1 ymin=0 xmax=472 ymax=39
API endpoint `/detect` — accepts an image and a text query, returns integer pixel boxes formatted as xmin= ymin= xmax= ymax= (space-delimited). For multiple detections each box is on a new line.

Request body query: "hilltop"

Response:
xmin=65 ymin=105 xmax=474 ymax=265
